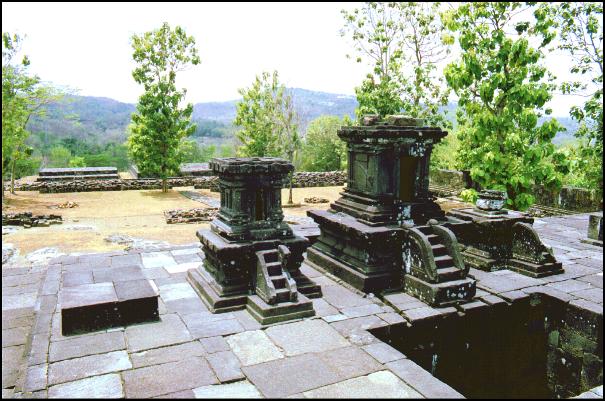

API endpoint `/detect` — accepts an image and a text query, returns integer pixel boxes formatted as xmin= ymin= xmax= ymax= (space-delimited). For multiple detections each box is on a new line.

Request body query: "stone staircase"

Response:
xmin=416 ymin=225 xmax=466 ymax=283
xmin=254 ymin=246 xmax=298 ymax=305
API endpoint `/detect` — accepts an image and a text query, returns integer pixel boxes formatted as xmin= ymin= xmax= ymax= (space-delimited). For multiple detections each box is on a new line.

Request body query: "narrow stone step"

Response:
xmin=431 ymin=244 xmax=448 ymax=257
xmin=275 ymin=288 xmax=291 ymax=303
xmin=266 ymin=262 xmax=283 ymax=276
xmin=426 ymin=234 xmax=441 ymax=245
xmin=437 ymin=266 xmax=464 ymax=281
xmin=434 ymin=255 xmax=454 ymax=268
xmin=417 ymin=225 xmax=432 ymax=234
xmin=271 ymin=276 xmax=287 ymax=289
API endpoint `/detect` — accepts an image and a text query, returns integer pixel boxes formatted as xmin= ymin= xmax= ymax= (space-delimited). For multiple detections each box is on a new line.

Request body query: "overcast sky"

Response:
xmin=2 ymin=2 xmax=592 ymax=116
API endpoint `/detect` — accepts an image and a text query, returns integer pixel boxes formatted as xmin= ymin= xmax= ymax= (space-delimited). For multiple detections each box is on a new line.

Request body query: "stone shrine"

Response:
xmin=187 ymin=157 xmax=321 ymax=324
xmin=307 ymin=116 xmax=564 ymax=307
xmin=307 ymin=115 xmax=476 ymax=306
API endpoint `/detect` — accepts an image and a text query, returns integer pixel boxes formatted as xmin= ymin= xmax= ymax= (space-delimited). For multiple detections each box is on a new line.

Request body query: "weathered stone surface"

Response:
xmin=193 ymin=380 xmax=262 ymax=399
xmin=226 ymin=330 xmax=284 ymax=366
xmin=122 ymin=357 xmax=217 ymax=398
xmin=241 ymin=353 xmax=339 ymax=398
xmin=199 ymin=336 xmax=230 ymax=354
xmin=125 ymin=314 xmax=192 ymax=352
xmin=206 ymin=350 xmax=244 ymax=382
xmin=330 ymin=315 xmax=386 ymax=338
xmin=387 ymin=358 xmax=464 ymax=398
xmin=302 ymin=370 xmax=422 ymax=398
xmin=362 ymin=342 xmax=406 ymax=364
xmin=142 ymin=252 xmax=178 ymax=269
xmin=47 ymin=373 xmax=124 ymax=398
xmin=2 ymin=345 xmax=24 ymax=388
xmin=49 ymin=330 xmax=125 ymax=362
xmin=24 ymin=364 xmax=47 ymax=392
xmin=2 ymin=326 xmax=29 ymax=347
xmin=48 ymin=350 xmax=132 ymax=385
xmin=265 ymin=319 xmax=349 ymax=356
xmin=130 ymin=341 xmax=207 ymax=369
xmin=182 ymin=313 xmax=245 ymax=339
xmin=158 ymin=282 xmax=199 ymax=302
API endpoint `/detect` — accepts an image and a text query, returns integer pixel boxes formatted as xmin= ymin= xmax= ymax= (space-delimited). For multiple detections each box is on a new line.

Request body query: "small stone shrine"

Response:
xmin=187 ymin=157 xmax=321 ymax=325
xmin=307 ymin=115 xmax=565 ymax=307
xmin=447 ymin=190 xmax=564 ymax=277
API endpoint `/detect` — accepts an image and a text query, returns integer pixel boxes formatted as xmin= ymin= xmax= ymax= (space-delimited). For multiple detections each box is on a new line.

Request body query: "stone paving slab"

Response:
xmin=265 ymin=319 xmax=350 ymax=357
xmin=49 ymin=331 xmax=126 ymax=362
xmin=130 ymin=341 xmax=207 ymax=369
xmin=122 ymin=357 xmax=217 ymax=398
xmin=206 ymin=350 xmax=245 ymax=382
xmin=47 ymin=350 xmax=131 ymax=385
xmin=302 ymin=370 xmax=422 ymax=398
xmin=124 ymin=314 xmax=192 ymax=352
xmin=193 ymin=380 xmax=262 ymax=398
xmin=226 ymin=330 xmax=284 ymax=366
xmin=47 ymin=373 xmax=124 ymax=398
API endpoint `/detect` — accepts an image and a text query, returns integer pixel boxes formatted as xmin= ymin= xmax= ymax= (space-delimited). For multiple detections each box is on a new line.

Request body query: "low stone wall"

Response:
xmin=2 ymin=212 xmax=62 ymax=228
xmin=6 ymin=178 xmax=201 ymax=193
xmin=291 ymin=171 xmax=346 ymax=187
xmin=429 ymin=169 xmax=474 ymax=190
xmin=4 ymin=171 xmax=347 ymax=194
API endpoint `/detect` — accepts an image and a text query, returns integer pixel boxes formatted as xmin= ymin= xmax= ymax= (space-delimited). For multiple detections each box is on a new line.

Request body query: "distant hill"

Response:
xmin=26 ymin=91 xmax=577 ymax=146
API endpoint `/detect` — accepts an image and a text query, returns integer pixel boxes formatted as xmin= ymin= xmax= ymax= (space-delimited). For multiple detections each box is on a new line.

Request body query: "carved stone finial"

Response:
xmin=476 ymin=190 xmax=507 ymax=211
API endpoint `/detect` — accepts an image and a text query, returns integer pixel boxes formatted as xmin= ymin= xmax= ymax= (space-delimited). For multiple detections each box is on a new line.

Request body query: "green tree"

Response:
xmin=235 ymin=71 xmax=283 ymax=157
xmin=68 ymin=156 xmax=86 ymax=168
xmin=48 ymin=146 xmax=72 ymax=167
xmin=234 ymin=71 xmax=302 ymax=203
xmin=300 ymin=115 xmax=349 ymax=172
xmin=551 ymin=2 xmax=603 ymax=193
xmin=178 ymin=139 xmax=216 ymax=163
xmin=341 ymin=2 xmax=452 ymax=127
xmin=2 ymin=32 xmax=63 ymax=194
xmin=443 ymin=2 xmax=565 ymax=210
xmin=127 ymin=22 xmax=200 ymax=192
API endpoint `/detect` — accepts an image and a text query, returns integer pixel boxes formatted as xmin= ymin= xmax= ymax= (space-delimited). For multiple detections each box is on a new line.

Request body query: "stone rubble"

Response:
xmin=164 ymin=208 xmax=218 ymax=224
xmin=2 ymin=212 xmax=63 ymax=228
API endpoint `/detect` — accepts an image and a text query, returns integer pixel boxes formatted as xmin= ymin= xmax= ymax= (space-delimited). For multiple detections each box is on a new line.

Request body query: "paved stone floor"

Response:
xmin=2 ymin=213 xmax=602 ymax=398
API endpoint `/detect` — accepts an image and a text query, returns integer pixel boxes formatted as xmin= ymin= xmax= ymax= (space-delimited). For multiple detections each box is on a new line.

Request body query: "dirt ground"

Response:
xmin=1 ymin=186 xmax=341 ymax=255
xmin=2 ymin=185 xmax=468 ymax=256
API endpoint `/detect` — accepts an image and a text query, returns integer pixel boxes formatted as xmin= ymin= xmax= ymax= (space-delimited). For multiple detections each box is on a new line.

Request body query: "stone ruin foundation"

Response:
xmin=307 ymin=115 xmax=563 ymax=307
xmin=187 ymin=157 xmax=322 ymax=325
xmin=2 ymin=211 xmax=62 ymax=228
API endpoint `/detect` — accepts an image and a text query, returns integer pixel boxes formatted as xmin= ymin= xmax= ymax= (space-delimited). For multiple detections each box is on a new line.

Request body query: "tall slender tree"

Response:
xmin=235 ymin=71 xmax=301 ymax=203
xmin=127 ymin=23 xmax=200 ymax=192
xmin=341 ymin=2 xmax=452 ymax=127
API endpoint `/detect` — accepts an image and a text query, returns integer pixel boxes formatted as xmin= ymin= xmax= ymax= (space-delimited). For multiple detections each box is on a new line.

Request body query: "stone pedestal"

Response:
xmin=447 ymin=191 xmax=563 ymax=278
xmin=582 ymin=212 xmax=603 ymax=247
xmin=187 ymin=157 xmax=320 ymax=324
xmin=60 ymin=267 xmax=159 ymax=335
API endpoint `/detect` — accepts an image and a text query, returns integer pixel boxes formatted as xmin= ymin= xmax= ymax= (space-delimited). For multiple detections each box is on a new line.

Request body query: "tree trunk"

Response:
xmin=162 ymin=178 xmax=168 ymax=193
xmin=10 ymin=158 xmax=16 ymax=195
xmin=288 ymin=172 xmax=294 ymax=204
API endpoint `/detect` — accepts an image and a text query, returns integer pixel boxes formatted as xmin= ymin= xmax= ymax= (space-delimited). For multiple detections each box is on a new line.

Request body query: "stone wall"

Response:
xmin=4 ymin=171 xmax=347 ymax=194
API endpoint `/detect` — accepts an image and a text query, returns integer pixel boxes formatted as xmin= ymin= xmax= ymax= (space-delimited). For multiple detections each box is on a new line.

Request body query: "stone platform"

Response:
xmin=59 ymin=265 xmax=159 ymax=335
xmin=1 ymin=214 xmax=602 ymax=398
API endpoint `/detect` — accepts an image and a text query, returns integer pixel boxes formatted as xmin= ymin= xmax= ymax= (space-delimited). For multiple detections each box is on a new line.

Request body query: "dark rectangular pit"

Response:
xmin=371 ymin=295 xmax=602 ymax=398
